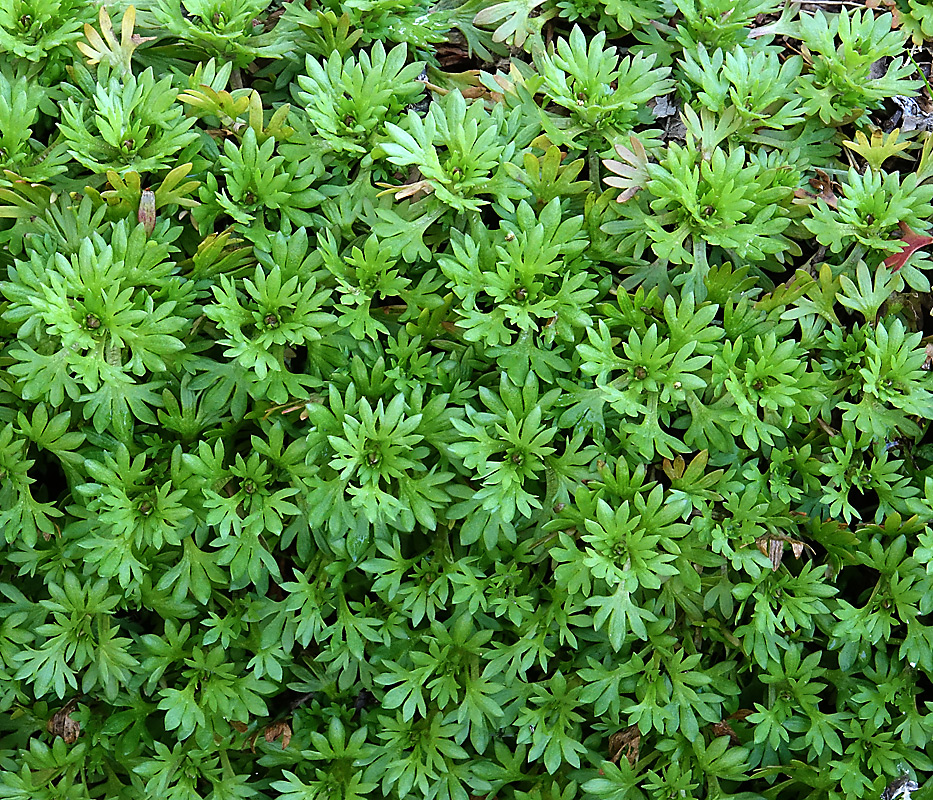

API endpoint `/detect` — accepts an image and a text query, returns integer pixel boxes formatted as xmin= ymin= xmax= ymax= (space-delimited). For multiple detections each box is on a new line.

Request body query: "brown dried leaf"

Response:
xmin=264 ymin=720 xmax=292 ymax=750
xmin=769 ymin=537 xmax=783 ymax=570
xmin=816 ymin=417 xmax=838 ymax=437
xmin=435 ymin=32 xmax=471 ymax=67
xmin=138 ymin=189 xmax=156 ymax=235
xmin=757 ymin=534 xmax=812 ymax=572
xmin=230 ymin=720 xmax=249 ymax=733
xmin=47 ymin=700 xmax=80 ymax=744
xmin=608 ymin=725 xmax=640 ymax=766
xmin=460 ymin=86 xmax=489 ymax=100
xmin=394 ymin=180 xmax=435 ymax=200
xmin=809 ymin=169 xmax=838 ymax=208
xmin=262 ymin=400 xmax=312 ymax=421
xmin=756 ymin=535 xmax=783 ymax=571
xmin=711 ymin=720 xmax=741 ymax=745
xmin=375 ymin=178 xmax=435 ymax=201
xmin=792 ymin=169 xmax=840 ymax=209
xmin=923 ymin=343 xmax=933 ymax=371
xmin=493 ymin=74 xmax=515 ymax=95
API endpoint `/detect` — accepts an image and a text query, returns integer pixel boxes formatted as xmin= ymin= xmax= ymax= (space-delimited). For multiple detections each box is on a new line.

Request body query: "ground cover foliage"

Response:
xmin=3 ymin=0 xmax=933 ymax=798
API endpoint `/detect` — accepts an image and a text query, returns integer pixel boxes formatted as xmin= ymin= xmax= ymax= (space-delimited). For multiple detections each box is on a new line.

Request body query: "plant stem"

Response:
xmin=588 ymin=147 xmax=601 ymax=190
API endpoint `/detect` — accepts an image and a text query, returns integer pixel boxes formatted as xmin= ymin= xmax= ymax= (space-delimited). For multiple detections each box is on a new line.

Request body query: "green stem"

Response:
xmin=588 ymin=147 xmax=601 ymax=191
xmin=907 ymin=53 xmax=933 ymax=101
xmin=219 ymin=747 xmax=235 ymax=780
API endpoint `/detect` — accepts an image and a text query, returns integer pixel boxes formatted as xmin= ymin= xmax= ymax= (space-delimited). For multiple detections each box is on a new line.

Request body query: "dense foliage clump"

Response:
xmin=2 ymin=1 xmax=933 ymax=799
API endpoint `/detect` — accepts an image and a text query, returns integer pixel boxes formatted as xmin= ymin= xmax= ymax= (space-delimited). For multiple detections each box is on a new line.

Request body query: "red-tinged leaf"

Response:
xmin=884 ymin=222 xmax=933 ymax=271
